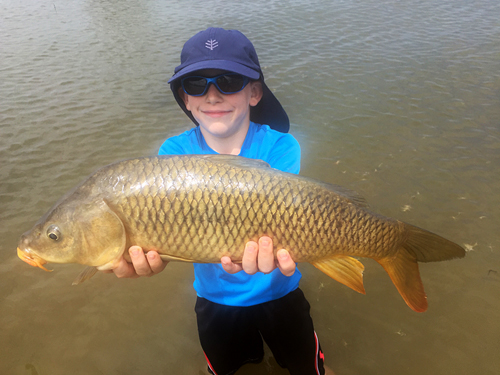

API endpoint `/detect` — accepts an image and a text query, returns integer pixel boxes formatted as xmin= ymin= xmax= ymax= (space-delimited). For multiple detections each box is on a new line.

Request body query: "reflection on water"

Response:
xmin=1 ymin=0 xmax=499 ymax=374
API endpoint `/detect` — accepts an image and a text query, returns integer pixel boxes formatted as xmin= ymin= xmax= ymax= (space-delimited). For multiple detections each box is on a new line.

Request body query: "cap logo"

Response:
xmin=205 ymin=39 xmax=218 ymax=51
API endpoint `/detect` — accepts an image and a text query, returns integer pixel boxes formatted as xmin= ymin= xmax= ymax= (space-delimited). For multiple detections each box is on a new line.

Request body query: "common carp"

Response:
xmin=17 ymin=155 xmax=465 ymax=312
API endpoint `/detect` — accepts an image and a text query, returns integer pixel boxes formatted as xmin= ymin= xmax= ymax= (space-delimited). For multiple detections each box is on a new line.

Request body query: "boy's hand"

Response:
xmin=103 ymin=246 xmax=168 ymax=278
xmin=104 ymin=238 xmax=296 ymax=278
xmin=221 ymin=236 xmax=296 ymax=276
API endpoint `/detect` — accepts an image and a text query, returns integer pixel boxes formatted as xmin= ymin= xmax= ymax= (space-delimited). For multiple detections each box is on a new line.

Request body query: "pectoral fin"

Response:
xmin=312 ymin=256 xmax=366 ymax=294
xmin=73 ymin=266 xmax=98 ymax=285
xmin=376 ymin=251 xmax=427 ymax=313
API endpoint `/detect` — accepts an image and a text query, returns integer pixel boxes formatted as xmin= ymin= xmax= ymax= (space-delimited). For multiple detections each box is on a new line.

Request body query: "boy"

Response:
xmin=108 ymin=28 xmax=330 ymax=375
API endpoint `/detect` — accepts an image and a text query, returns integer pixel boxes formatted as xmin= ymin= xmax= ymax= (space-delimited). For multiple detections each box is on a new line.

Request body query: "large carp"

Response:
xmin=17 ymin=155 xmax=465 ymax=312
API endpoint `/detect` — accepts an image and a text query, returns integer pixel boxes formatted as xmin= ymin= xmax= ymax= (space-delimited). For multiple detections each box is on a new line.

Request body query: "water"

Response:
xmin=1 ymin=0 xmax=499 ymax=374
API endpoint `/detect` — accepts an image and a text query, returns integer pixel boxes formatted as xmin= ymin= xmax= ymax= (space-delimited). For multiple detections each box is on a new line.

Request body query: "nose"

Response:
xmin=205 ymin=84 xmax=223 ymax=103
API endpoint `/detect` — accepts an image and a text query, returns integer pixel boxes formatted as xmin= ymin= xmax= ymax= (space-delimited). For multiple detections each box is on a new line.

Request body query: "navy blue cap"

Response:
xmin=168 ymin=28 xmax=290 ymax=133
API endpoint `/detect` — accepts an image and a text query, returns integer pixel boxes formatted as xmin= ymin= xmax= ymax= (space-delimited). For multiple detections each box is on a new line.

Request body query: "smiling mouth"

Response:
xmin=202 ymin=110 xmax=231 ymax=117
xmin=17 ymin=247 xmax=52 ymax=272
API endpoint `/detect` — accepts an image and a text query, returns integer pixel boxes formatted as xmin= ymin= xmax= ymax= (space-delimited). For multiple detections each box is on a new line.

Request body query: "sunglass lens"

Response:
xmin=181 ymin=74 xmax=248 ymax=96
xmin=182 ymin=77 xmax=207 ymax=96
xmin=216 ymin=75 xmax=246 ymax=93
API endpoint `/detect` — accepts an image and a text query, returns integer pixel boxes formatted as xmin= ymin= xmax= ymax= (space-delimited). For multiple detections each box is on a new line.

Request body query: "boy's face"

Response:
xmin=179 ymin=70 xmax=263 ymax=141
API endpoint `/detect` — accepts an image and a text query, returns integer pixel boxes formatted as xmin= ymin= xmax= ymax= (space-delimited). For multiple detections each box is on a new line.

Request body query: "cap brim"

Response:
xmin=168 ymin=60 xmax=261 ymax=83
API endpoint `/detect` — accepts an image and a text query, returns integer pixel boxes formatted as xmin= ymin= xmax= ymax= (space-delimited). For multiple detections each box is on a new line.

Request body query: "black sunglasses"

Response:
xmin=181 ymin=73 xmax=250 ymax=96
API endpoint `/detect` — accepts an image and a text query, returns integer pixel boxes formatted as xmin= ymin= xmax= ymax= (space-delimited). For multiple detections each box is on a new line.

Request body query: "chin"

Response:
xmin=203 ymin=122 xmax=233 ymax=135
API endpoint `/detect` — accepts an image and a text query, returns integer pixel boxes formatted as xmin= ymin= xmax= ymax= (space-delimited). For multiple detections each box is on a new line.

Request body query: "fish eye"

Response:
xmin=46 ymin=225 xmax=62 ymax=241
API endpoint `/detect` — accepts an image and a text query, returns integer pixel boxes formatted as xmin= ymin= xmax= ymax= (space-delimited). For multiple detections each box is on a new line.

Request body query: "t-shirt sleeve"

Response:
xmin=158 ymin=136 xmax=187 ymax=155
xmin=266 ymin=133 xmax=301 ymax=174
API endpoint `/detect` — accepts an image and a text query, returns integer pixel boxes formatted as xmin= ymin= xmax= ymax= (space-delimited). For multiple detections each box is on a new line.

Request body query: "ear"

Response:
xmin=249 ymin=81 xmax=263 ymax=107
xmin=178 ymin=87 xmax=192 ymax=111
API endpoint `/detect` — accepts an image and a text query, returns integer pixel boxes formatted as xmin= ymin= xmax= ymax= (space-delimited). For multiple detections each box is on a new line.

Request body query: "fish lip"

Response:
xmin=17 ymin=247 xmax=52 ymax=272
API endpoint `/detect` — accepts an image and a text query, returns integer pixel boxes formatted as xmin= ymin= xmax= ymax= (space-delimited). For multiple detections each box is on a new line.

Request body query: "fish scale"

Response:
xmin=17 ymin=154 xmax=465 ymax=312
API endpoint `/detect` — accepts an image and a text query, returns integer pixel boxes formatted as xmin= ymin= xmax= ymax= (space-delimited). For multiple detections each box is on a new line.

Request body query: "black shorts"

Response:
xmin=195 ymin=288 xmax=325 ymax=375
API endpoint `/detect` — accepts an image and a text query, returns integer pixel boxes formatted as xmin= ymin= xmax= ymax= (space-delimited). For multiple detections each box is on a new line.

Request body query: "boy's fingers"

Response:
xmin=129 ymin=246 xmax=154 ymax=277
xmin=242 ymin=241 xmax=259 ymax=274
xmin=257 ymin=236 xmax=275 ymax=274
xmin=104 ymin=248 xmax=167 ymax=279
xmin=221 ymin=256 xmax=243 ymax=274
xmin=146 ymin=251 xmax=169 ymax=274
xmin=112 ymin=257 xmax=139 ymax=279
xmin=276 ymin=249 xmax=296 ymax=277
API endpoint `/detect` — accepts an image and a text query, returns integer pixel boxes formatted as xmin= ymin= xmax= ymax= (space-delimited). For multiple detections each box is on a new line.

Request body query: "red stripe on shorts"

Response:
xmin=204 ymin=351 xmax=218 ymax=375
xmin=314 ymin=331 xmax=321 ymax=375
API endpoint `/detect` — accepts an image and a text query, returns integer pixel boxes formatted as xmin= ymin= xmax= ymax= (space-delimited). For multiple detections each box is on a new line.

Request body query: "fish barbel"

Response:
xmin=17 ymin=155 xmax=465 ymax=312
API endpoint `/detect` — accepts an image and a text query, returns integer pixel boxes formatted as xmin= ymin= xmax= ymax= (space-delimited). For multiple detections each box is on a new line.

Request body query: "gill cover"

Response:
xmin=76 ymin=199 xmax=126 ymax=267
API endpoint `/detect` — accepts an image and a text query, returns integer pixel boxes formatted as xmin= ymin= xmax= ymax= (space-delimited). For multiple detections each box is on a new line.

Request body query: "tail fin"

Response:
xmin=402 ymin=223 xmax=466 ymax=262
xmin=377 ymin=223 xmax=465 ymax=312
xmin=376 ymin=251 xmax=427 ymax=312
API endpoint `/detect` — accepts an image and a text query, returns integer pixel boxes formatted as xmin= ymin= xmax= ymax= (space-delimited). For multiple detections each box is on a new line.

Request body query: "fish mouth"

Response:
xmin=17 ymin=247 xmax=52 ymax=272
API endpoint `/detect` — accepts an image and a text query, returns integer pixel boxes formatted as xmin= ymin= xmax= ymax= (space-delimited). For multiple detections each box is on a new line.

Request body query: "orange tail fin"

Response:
xmin=376 ymin=251 xmax=427 ymax=312
xmin=377 ymin=222 xmax=465 ymax=312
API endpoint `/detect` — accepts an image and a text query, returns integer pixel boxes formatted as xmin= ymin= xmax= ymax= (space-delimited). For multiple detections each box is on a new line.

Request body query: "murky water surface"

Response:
xmin=1 ymin=0 xmax=499 ymax=374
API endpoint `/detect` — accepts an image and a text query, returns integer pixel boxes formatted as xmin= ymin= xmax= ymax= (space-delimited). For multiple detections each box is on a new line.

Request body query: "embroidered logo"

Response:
xmin=205 ymin=39 xmax=218 ymax=51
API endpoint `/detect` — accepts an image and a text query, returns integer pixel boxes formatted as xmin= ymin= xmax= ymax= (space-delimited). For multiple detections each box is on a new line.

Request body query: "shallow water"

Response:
xmin=1 ymin=0 xmax=499 ymax=374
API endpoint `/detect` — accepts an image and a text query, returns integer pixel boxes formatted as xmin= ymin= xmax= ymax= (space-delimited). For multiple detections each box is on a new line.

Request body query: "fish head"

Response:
xmin=18 ymin=205 xmax=79 ymax=270
xmin=17 ymin=197 xmax=126 ymax=270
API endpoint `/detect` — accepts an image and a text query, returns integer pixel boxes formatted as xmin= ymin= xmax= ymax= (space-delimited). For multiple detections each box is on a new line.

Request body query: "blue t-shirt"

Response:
xmin=158 ymin=122 xmax=302 ymax=306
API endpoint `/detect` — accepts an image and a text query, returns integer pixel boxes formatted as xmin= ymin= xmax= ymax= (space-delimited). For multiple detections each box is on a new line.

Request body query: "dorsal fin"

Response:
xmin=319 ymin=182 xmax=368 ymax=207
xmin=297 ymin=178 xmax=368 ymax=208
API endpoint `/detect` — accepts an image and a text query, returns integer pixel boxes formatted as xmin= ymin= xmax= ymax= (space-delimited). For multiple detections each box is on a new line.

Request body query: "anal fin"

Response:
xmin=312 ymin=256 xmax=366 ymax=294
